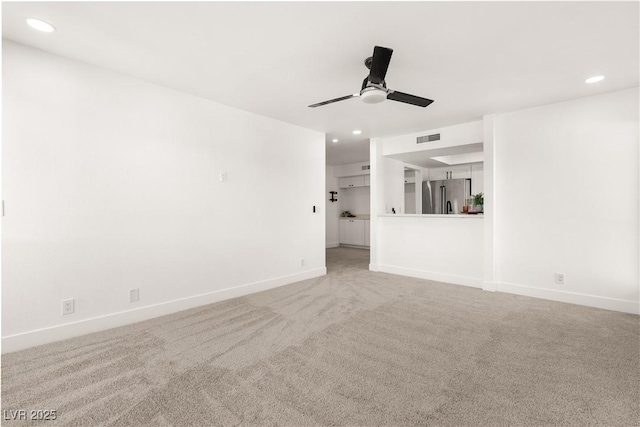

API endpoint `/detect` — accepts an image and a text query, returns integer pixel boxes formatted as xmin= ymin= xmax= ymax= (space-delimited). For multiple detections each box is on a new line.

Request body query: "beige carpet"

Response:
xmin=2 ymin=247 xmax=639 ymax=426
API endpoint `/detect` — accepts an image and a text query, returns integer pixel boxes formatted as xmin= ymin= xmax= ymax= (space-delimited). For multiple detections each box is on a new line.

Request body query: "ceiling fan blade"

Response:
xmin=368 ymin=46 xmax=393 ymax=84
xmin=387 ymin=90 xmax=434 ymax=108
xmin=308 ymin=94 xmax=358 ymax=108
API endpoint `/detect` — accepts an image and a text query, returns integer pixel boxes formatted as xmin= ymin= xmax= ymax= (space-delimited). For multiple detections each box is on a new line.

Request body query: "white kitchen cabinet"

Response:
xmin=339 ymin=220 xmax=348 ymax=244
xmin=428 ymin=165 xmax=471 ymax=181
xmin=364 ymin=220 xmax=370 ymax=247
xmin=339 ymin=219 xmax=365 ymax=246
xmin=404 ymin=169 xmax=416 ymax=184
xmin=339 ymin=175 xmax=366 ymax=188
xmin=427 ymin=167 xmax=447 ymax=181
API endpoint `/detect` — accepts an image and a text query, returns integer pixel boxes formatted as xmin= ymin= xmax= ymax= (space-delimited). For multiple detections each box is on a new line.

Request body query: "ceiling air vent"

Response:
xmin=417 ymin=133 xmax=441 ymax=144
xmin=361 ymin=165 xmax=371 ymax=170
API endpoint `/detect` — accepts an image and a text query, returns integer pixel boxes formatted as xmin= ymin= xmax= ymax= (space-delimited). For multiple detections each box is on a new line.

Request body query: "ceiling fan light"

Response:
xmin=585 ymin=75 xmax=605 ymax=84
xmin=360 ymin=88 xmax=387 ymax=104
xmin=26 ymin=18 xmax=56 ymax=32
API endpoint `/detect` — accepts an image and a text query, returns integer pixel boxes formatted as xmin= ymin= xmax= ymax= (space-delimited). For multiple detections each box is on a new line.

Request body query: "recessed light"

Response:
xmin=332 ymin=139 xmax=339 ymax=143
xmin=585 ymin=75 xmax=605 ymax=84
xmin=26 ymin=18 xmax=56 ymax=33
xmin=352 ymin=130 xmax=362 ymax=135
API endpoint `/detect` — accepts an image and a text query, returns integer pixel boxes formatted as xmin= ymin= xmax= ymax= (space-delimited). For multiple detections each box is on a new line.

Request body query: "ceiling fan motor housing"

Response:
xmin=360 ymin=86 xmax=387 ymax=104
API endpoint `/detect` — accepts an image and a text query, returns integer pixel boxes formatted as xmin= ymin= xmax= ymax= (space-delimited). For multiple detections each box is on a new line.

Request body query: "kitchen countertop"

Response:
xmin=379 ymin=214 xmax=483 ymax=218
xmin=340 ymin=215 xmax=370 ymax=220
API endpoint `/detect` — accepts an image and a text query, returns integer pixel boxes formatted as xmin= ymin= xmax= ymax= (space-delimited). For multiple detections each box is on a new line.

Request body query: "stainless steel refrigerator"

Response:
xmin=422 ymin=178 xmax=471 ymax=214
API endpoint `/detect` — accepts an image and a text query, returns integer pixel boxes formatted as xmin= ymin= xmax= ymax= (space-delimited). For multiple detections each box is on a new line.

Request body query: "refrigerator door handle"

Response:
xmin=444 ymin=187 xmax=447 ymax=214
xmin=440 ymin=185 xmax=446 ymax=214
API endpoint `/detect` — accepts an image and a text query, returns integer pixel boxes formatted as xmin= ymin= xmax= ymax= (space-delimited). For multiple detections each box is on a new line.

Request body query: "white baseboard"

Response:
xmin=374 ymin=267 xmax=637 ymax=314
xmin=2 ymin=267 xmax=327 ymax=354
xmin=482 ymin=281 xmax=497 ymax=292
xmin=326 ymin=242 xmax=340 ymax=248
xmin=496 ymin=281 xmax=639 ymax=315
xmin=377 ymin=264 xmax=483 ymax=288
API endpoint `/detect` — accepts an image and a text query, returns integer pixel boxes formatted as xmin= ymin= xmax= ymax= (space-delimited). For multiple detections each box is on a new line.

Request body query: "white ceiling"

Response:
xmin=3 ymin=1 xmax=638 ymax=166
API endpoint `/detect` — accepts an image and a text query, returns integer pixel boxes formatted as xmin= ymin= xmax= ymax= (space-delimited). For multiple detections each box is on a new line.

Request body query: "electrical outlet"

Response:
xmin=219 ymin=171 xmax=228 ymax=183
xmin=62 ymin=299 xmax=74 ymax=315
xmin=555 ymin=273 xmax=565 ymax=285
xmin=129 ymin=288 xmax=139 ymax=302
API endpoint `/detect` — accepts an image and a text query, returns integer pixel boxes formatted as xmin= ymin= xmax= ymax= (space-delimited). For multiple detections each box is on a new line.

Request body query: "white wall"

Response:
xmin=332 ymin=161 xmax=370 ymax=177
xmin=326 ymin=165 xmax=340 ymax=247
xmin=369 ymin=139 xmax=382 ymax=270
xmin=404 ymin=183 xmax=416 ymax=214
xmin=493 ymin=88 xmax=639 ymax=313
xmin=483 ymin=115 xmax=496 ymax=293
xmin=2 ymin=41 xmax=327 ymax=352
xmin=372 ymin=93 xmax=639 ymax=314
xmin=332 ymin=161 xmax=371 ymax=216
xmin=381 ymin=121 xmax=483 ymax=156
xmin=470 ymin=162 xmax=484 ymax=196
xmin=383 ymin=157 xmax=405 ymax=214
xmin=340 ymin=187 xmax=370 ymax=215
xmin=378 ymin=216 xmax=484 ymax=287
xmin=373 ymin=124 xmax=484 ymax=286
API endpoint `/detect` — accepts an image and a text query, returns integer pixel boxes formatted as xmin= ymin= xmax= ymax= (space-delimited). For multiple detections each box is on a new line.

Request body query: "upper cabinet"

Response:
xmin=404 ymin=169 xmax=416 ymax=184
xmin=428 ymin=165 xmax=471 ymax=181
xmin=339 ymin=175 xmax=368 ymax=188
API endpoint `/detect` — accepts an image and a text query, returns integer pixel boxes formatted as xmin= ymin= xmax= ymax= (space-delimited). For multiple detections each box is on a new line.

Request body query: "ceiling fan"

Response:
xmin=308 ymin=46 xmax=434 ymax=109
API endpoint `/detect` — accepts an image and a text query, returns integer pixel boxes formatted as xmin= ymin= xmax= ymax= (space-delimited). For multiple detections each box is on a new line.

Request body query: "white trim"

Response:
xmin=326 ymin=242 xmax=340 ymax=248
xmin=483 ymin=114 xmax=497 ymax=297
xmin=2 ymin=268 xmax=326 ymax=354
xmin=496 ymin=281 xmax=639 ymax=315
xmin=366 ymin=264 xmax=637 ymax=315
xmin=377 ymin=264 xmax=483 ymax=288
xmin=482 ymin=281 xmax=497 ymax=292
xmin=377 ymin=214 xmax=483 ymax=218
xmin=369 ymin=138 xmax=381 ymax=274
